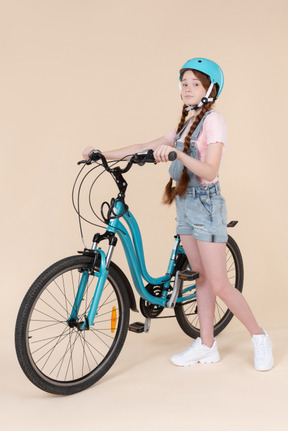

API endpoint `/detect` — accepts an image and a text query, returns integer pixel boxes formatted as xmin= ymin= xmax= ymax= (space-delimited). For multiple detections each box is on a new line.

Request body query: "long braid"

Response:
xmin=163 ymin=101 xmax=215 ymax=205
xmin=162 ymin=105 xmax=189 ymax=204
xmin=176 ymin=104 xmax=189 ymax=134
xmin=174 ymin=102 xmax=213 ymax=197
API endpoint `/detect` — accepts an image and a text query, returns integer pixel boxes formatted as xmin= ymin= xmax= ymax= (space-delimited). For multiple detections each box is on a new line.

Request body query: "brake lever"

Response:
xmin=132 ymin=149 xmax=156 ymax=166
xmin=77 ymin=150 xmax=102 ymax=165
xmin=143 ymin=149 xmax=156 ymax=164
xmin=77 ymin=159 xmax=91 ymax=165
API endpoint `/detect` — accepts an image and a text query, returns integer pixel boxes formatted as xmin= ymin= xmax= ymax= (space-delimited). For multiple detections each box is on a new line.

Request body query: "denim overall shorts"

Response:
xmin=169 ymin=111 xmax=228 ymax=243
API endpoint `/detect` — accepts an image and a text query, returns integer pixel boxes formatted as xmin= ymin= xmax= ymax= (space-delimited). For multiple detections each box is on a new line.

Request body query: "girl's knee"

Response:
xmin=196 ymin=274 xmax=216 ymax=294
xmin=196 ymin=272 xmax=207 ymax=286
xmin=211 ymin=279 xmax=231 ymax=297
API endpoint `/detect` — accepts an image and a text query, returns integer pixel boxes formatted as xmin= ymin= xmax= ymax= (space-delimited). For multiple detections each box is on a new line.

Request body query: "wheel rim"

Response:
xmin=25 ymin=264 xmax=124 ymax=386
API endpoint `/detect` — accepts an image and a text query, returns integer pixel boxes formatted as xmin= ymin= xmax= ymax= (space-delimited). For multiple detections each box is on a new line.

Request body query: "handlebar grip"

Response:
xmin=77 ymin=150 xmax=102 ymax=165
xmin=89 ymin=150 xmax=102 ymax=161
xmin=168 ymin=151 xmax=177 ymax=161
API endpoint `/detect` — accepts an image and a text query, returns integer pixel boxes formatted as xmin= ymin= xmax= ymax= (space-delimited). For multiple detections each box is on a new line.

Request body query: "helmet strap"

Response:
xmin=185 ymin=82 xmax=215 ymax=112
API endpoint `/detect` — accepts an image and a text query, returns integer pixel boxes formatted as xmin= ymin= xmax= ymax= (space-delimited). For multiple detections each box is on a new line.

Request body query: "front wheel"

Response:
xmin=174 ymin=235 xmax=244 ymax=339
xmin=15 ymin=255 xmax=130 ymax=395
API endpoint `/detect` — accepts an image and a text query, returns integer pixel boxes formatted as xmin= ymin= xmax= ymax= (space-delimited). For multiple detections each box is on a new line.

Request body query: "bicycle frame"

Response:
xmin=68 ymin=200 xmax=196 ymax=329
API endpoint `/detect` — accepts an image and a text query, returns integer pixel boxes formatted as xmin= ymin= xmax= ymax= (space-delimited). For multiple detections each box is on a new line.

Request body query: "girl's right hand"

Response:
xmin=153 ymin=145 xmax=178 ymax=163
xmin=82 ymin=146 xmax=95 ymax=161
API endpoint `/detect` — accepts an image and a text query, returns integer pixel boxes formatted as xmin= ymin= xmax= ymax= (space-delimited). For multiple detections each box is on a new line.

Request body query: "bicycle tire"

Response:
xmin=15 ymin=255 xmax=130 ymax=395
xmin=174 ymin=235 xmax=244 ymax=338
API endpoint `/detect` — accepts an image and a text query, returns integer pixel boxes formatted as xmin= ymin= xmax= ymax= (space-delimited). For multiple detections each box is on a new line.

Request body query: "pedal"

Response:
xmin=178 ymin=270 xmax=199 ymax=281
xmin=129 ymin=322 xmax=145 ymax=333
xmin=129 ymin=318 xmax=151 ymax=334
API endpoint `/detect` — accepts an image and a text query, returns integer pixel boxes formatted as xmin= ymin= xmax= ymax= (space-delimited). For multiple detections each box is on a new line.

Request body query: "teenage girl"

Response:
xmin=82 ymin=57 xmax=273 ymax=371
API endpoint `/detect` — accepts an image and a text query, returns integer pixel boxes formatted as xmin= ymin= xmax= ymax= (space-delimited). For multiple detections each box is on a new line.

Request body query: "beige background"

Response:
xmin=1 ymin=0 xmax=288 ymax=430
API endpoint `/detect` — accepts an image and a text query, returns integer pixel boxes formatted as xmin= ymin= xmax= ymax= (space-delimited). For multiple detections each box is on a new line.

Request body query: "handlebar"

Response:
xmin=74 ymin=149 xmax=178 ymax=222
xmin=78 ymin=149 xmax=177 ymax=172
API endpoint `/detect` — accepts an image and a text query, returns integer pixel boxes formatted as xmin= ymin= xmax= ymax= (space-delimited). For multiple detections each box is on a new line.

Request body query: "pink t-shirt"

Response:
xmin=164 ymin=110 xmax=227 ymax=184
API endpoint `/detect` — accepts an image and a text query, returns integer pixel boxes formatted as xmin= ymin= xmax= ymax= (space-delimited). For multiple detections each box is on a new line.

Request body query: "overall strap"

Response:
xmin=174 ymin=118 xmax=191 ymax=141
xmin=190 ymin=110 xmax=214 ymax=140
xmin=174 ymin=110 xmax=214 ymax=142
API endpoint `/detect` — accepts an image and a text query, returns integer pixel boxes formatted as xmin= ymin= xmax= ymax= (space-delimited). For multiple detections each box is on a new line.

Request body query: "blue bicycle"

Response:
xmin=15 ymin=150 xmax=243 ymax=395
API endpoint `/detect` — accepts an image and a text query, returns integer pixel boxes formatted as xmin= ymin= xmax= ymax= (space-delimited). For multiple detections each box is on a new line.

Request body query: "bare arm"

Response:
xmin=154 ymin=142 xmax=224 ymax=182
xmin=82 ymin=136 xmax=173 ymax=161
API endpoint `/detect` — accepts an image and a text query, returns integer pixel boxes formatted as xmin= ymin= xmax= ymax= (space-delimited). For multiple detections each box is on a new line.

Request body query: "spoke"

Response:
xmin=226 ymin=252 xmax=232 ymax=262
xmin=72 ymin=271 xmax=76 ymax=302
xmin=185 ymin=303 xmax=196 ymax=315
xmin=30 ymin=334 xmax=65 ymax=345
xmin=63 ymin=331 xmax=77 ymax=380
xmin=52 ymin=278 xmax=75 ymax=311
xmin=82 ymin=284 xmax=117 ymax=318
xmin=189 ymin=313 xmax=199 ymax=328
xmin=183 ymin=301 xmax=196 ymax=316
xmin=92 ymin=319 xmax=119 ymax=347
xmin=31 ymin=330 xmax=70 ymax=355
xmin=62 ymin=274 xmax=69 ymax=320
xmin=33 ymin=326 xmax=71 ymax=365
xmin=90 ymin=326 xmax=117 ymax=349
xmin=97 ymin=297 xmax=118 ymax=310
xmin=38 ymin=296 xmax=67 ymax=321
xmin=215 ymin=301 xmax=226 ymax=323
xmin=215 ymin=301 xmax=226 ymax=317
xmin=30 ymin=319 xmax=62 ymax=323
xmin=95 ymin=287 xmax=115 ymax=313
xmin=29 ymin=320 xmax=65 ymax=333
xmin=79 ymin=332 xmax=91 ymax=376
xmin=92 ymin=317 xmax=118 ymax=324
xmin=184 ymin=303 xmax=199 ymax=326
xmin=32 ymin=307 xmax=65 ymax=323
xmin=78 ymin=332 xmax=99 ymax=366
xmin=90 ymin=328 xmax=115 ymax=340
xmin=79 ymin=331 xmax=108 ymax=357
xmin=53 ymin=331 xmax=79 ymax=379
xmin=94 ymin=308 xmax=119 ymax=319
xmin=46 ymin=286 xmax=70 ymax=316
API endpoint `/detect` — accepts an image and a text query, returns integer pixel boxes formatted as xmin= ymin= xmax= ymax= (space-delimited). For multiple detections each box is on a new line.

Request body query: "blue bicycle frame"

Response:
xmin=69 ymin=200 xmax=196 ymax=329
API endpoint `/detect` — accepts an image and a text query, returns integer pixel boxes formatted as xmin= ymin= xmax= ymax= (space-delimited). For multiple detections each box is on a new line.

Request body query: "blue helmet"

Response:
xmin=179 ymin=57 xmax=224 ymax=99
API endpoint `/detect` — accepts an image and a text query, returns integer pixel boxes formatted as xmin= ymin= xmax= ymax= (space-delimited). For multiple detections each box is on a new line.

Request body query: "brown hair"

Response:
xmin=162 ymin=69 xmax=217 ymax=205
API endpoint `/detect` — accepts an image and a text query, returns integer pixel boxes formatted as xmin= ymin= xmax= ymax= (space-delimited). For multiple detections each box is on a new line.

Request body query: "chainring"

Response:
xmin=139 ymin=284 xmax=165 ymax=318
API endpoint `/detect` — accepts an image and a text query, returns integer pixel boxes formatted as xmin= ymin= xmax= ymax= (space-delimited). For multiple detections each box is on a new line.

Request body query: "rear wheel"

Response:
xmin=174 ymin=235 xmax=244 ymax=339
xmin=15 ymin=255 xmax=130 ymax=395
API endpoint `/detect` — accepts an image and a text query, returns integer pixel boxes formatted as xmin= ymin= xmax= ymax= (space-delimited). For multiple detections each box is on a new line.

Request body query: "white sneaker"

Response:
xmin=251 ymin=328 xmax=274 ymax=371
xmin=170 ymin=337 xmax=220 ymax=367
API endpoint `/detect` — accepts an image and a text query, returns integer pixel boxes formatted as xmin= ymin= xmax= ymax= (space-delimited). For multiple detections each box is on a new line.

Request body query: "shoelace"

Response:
xmin=254 ymin=340 xmax=268 ymax=359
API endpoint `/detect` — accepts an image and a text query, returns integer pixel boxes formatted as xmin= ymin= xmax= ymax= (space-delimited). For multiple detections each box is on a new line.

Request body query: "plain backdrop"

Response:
xmin=1 ymin=1 xmax=288 ymax=430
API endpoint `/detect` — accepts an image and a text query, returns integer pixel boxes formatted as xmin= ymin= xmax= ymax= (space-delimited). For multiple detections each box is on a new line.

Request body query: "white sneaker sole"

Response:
xmin=171 ymin=352 xmax=220 ymax=367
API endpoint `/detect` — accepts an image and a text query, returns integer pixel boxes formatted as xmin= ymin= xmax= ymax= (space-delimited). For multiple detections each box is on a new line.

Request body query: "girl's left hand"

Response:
xmin=82 ymin=146 xmax=95 ymax=161
xmin=153 ymin=145 xmax=178 ymax=163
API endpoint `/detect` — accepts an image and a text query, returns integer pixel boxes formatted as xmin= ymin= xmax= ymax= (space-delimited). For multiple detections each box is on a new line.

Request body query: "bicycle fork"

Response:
xmin=67 ymin=233 xmax=117 ymax=331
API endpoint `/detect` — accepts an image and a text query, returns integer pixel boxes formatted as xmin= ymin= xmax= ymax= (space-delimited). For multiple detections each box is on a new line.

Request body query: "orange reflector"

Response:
xmin=111 ymin=307 xmax=117 ymax=333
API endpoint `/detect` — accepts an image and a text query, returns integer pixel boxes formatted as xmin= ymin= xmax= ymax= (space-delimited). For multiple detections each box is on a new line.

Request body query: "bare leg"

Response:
xmin=196 ymin=240 xmax=263 ymax=337
xmin=173 ymin=237 xmax=271 ymax=370
xmin=180 ymin=235 xmax=216 ymax=347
